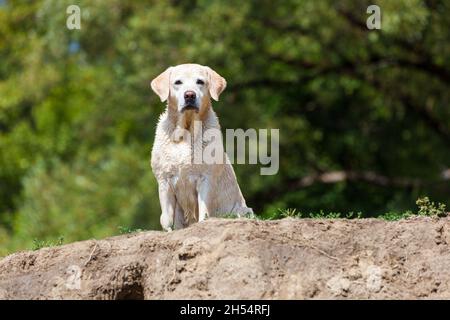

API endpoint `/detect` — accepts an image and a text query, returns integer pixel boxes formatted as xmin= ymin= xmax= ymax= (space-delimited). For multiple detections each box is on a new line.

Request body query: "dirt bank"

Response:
xmin=0 ymin=217 xmax=449 ymax=299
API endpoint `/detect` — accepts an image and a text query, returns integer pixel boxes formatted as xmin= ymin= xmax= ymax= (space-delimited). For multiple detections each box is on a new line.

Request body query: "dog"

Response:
xmin=150 ymin=63 xmax=253 ymax=231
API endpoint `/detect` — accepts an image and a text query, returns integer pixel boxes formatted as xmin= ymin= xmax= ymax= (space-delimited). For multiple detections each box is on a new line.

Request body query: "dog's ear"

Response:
xmin=151 ymin=67 xmax=172 ymax=102
xmin=205 ymin=66 xmax=227 ymax=101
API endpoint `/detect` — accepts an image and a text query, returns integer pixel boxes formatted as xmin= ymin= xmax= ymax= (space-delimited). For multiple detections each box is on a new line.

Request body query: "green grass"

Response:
xmin=379 ymin=211 xmax=413 ymax=221
xmin=216 ymin=197 xmax=447 ymax=222
xmin=258 ymin=197 xmax=447 ymax=221
xmin=32 ymin=236 xmax=64 ymax=251
xmin=117 ymin=226 xmax=144 ymax=234
xmin=416 ymin=196 xmax=447 ymax=217
xmin=266 ymin=209 xmax=363 ymax=220
xmin=29 ymin=225 xmax=145 ymax=251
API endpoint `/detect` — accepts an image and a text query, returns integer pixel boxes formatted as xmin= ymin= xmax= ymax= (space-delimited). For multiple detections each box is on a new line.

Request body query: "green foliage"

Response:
xmin=416 ymin=197 xmax=447 ymax=217
xmin=269 ymin=208 xmax=363 ymax=219
xmin=32 ymin=236 xmax=64 ymax=251
xmin=278 ymin=208 xmax=299 ymax=218
xmin=0 ymin=0 xmax=449 ymax=255
xmin=118 ymin=226 xmax=144 ymax=234
xmin=5 ymin=145 xmax=161 ymax=254
xmin=308 ymin=211 xmax=342 ymax=219
xmin=268 ymin=196 xmax=446 ymax=221
xmin=379 ymin=211 xmax=413 ymax=221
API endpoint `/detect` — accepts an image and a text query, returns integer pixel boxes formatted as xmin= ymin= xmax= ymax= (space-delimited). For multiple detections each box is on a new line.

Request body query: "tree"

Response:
xmin=0 ymin=0 xmax=449 ymax=254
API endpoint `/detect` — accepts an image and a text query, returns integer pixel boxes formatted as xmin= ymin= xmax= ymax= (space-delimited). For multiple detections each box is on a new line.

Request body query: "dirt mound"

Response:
xmin=0 ymin=217 xmax=449 ymax=299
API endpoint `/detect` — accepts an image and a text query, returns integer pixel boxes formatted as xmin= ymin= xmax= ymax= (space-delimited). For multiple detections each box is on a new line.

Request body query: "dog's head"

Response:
xmin=151 ymin=64 xmax=226 ymax=113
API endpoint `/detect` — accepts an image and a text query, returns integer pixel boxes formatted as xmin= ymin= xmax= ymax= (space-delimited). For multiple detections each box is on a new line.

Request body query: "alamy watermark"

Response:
xmin=65 ymin=265 xmax=82 ymax=290
xmin=175 ymin=121 xmax=279 ymax=176
xmin=367 ymin=5 xmax=381 ymax=30
xmin=66 ymin=5 xmax=81 ymax=30
xmin=66 ymin=4 xmax=381 ymax=31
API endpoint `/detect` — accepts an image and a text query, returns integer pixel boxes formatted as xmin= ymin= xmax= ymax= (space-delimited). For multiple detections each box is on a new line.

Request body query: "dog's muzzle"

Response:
xmin=181 ymin=105 xmax=199 ymax=112
xmin=182 ymin=90 xmax=199 ymax=112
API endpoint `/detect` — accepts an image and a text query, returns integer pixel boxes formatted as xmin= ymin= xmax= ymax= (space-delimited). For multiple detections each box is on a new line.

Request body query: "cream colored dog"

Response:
xmin=150 ymin=63 xmax=253 ymax=231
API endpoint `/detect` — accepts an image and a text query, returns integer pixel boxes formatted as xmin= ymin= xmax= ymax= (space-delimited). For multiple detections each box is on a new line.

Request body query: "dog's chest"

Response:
xmin=155 ymin=139 xmax=203 ymax=217
xmin=152 ymin=133 xmax=208 ymax=194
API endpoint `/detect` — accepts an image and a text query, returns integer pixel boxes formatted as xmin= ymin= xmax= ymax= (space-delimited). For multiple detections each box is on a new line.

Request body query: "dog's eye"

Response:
xmin=196 ymin=79 xmax=205 ymax=85
xmin=174 ymin=80 xmax=182 ymax=85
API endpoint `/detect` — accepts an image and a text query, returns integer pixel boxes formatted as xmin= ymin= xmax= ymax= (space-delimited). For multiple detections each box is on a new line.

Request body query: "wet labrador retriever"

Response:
xmin=150 ymin=63 xmax=253 ymax=231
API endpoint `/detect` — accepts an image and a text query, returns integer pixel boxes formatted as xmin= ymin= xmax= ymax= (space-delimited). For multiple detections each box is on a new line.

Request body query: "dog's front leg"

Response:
xmin=158 ymin=180 xmax=176 ymax=231
xmin=197 ymin=176 xmax=210 ymax=222
xmin=173 ymin=204 xmax=186 ymax=230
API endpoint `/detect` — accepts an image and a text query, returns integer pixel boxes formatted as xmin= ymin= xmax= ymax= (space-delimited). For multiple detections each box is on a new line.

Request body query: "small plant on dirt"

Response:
xmin=278 ymin=208 xmax=300 ymax=218
xmin=267 ymin=199 xmax=448 ymax=222
xmin=380 ymin=211 xmax=413 ymax=221
xmin=344 ymin=211 xmax=363 ymax=219
xmin=32 ymin=236 xmax=64 ymax=251
xmin=117 ymin=226 xmax=143 ymax=234
xmin=306 ymin=211 xmax=361 ymax=219
xmin=416 ymin=197 xmax=447 ymax=217
xmin=274 ymin=209 xmax=363 ymax=219
xmin=245 ymin=211 xmax=257 ymax=219
xmin=309 ymin=210 xmax=342 ymax=219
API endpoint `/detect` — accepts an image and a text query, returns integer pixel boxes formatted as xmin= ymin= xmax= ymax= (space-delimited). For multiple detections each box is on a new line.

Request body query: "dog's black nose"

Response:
xmin=184 ymin=91 xmax=196 ymax=101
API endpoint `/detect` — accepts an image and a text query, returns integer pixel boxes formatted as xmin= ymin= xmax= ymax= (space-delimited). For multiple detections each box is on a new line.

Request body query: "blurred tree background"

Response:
xmin=0 ymin=0 xmax=449 ymax=255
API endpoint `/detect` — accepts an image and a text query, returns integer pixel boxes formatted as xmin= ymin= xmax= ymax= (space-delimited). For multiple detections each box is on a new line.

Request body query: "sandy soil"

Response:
xmin=0 ymin=217 xmax=449 ymax=299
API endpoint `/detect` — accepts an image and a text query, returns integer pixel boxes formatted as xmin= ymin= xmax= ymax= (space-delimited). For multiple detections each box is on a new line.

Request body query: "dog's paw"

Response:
xmin=242 ymin=210 xmax=256 ymax=219
xmin=234 ymin=207 xmax=254 ymax=219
